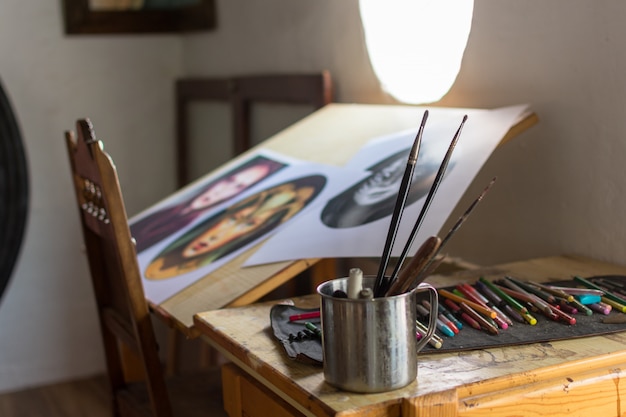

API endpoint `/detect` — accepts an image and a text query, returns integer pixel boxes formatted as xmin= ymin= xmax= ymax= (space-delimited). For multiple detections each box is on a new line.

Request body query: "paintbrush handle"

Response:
xmin=373 ymin=111 xmax=428 ymax=297
xmin=372 ymin=159 xmax=416 ymax=296
xmin=385 ymin=236 xmax=441 ymax=296
xmin=412 ymin=253 xmax=447 ymax=284
xmin=387 ymin=115 xmax=467 ymax=287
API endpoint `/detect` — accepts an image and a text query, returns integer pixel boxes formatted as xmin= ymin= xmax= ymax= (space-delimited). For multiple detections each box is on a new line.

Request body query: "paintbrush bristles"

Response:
xmin=408 ymin=110 xmax=428 ymax=164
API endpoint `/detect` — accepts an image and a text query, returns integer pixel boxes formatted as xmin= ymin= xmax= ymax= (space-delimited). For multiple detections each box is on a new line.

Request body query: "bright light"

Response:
xmin=359 ymin=0 xmax=474 ymax=104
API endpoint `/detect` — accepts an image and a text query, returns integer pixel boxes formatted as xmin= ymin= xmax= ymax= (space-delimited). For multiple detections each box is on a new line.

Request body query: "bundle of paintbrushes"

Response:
xmin=327 ymin=111 xmax=497 ymax=300
xmin=355 ymin=110 xmax=497 ymax=299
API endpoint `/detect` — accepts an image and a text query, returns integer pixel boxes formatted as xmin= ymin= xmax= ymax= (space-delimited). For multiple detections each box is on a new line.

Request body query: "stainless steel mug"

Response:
xmin=317 ymin=276 xmax=438 ymax=393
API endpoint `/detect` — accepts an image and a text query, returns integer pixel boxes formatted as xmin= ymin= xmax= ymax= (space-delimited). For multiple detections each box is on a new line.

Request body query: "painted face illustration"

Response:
xmin=188 ymin=164 xmax=272 ymax=210
xmin=144 ymin=174 xmax=326 ymax=280
xmin=129 ymin=156 xmax=286 ymax=253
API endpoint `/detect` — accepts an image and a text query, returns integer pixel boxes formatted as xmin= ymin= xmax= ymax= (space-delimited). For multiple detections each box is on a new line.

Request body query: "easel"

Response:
xmin=149 ymin=103 xmax=538 ymax=340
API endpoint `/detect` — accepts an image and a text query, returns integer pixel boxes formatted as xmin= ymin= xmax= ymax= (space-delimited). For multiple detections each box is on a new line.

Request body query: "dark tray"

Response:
xmin=270 ymin=275 xmax=626 ymax=364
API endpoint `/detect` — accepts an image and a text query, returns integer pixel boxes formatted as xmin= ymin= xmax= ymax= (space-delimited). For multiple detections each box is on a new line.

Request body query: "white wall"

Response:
xmin=0 ymin=2 xmax=183 ymax=392
xmin=183 ymin=1 xmax=384 ymax=103
xmin=438 ymin=1 xmax=626 ymax=265
xmin=185 ymin=0 xmax=626 ymax=266
xmin=2 ymin=0 xmax=626 ymax=394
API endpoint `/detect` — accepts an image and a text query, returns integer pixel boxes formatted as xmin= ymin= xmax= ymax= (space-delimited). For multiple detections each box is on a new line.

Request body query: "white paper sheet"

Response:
xmin=135 ymin=157 xmax=369 ymax=304
xmin=244 ymin=105 xmax=529 ymax=267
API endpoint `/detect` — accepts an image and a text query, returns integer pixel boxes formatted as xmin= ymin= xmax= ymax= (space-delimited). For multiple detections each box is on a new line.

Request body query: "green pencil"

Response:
xmin=478 ymin=277 xmax=537 ymax=325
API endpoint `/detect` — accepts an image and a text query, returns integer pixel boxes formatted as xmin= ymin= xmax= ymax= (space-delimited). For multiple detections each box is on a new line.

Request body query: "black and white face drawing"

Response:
xmin=321 ymin=140 xmax=456 ymax=229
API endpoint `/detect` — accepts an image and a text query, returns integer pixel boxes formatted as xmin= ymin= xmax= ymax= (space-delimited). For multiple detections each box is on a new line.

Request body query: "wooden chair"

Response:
xmin=175 ymin=71 xmax=333 ymax=187
xmin=65 ymin=119 xmax=227 ymax=417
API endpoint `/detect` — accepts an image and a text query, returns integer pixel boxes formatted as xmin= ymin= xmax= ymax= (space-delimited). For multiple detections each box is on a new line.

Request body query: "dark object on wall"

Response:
xmin=62 ymin=0 xmax=216 ymax=34
xmin=0 ymin=79 xmax=29 ymax=306
xmin=175 ymin=71 xmax=333 ymax=187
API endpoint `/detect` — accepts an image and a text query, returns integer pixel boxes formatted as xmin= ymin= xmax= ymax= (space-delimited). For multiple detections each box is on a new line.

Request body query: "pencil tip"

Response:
xmin=462 ymin=114 xmax=468 ymax=122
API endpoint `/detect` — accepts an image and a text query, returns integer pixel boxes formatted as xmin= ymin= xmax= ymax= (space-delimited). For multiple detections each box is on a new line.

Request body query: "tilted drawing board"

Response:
xmin=133 ymin=103 xmax=538 ymax=335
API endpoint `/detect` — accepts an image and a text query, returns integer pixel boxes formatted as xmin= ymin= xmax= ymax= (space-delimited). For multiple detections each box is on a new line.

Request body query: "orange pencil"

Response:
xmin=438 ymin=288 xmax=497 ymax=319
xmin=459 ymin=302 xmax=499 ymax=335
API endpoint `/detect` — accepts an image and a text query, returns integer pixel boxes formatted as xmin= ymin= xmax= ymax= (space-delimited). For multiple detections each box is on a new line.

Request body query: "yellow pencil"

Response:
xmin=601 ymin=296 xmax=626 ymax=313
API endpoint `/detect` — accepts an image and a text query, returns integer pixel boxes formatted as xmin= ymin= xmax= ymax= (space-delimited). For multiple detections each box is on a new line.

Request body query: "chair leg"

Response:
xmin=119 ymin=342 xmax=145 ymax=381
xmin=165 ymin=328 xmax=180 ymax=376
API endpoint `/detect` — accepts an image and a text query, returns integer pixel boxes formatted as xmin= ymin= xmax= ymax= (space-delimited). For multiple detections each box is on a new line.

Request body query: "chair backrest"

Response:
xmin=175 ymin=71 xmax=333 ymax=187
xmin=65 ymin=119 xmax=172 ymax=417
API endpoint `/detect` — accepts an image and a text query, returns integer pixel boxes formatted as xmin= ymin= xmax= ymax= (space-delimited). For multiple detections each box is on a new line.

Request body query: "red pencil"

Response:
xmin=288 ymin=310 xmax=320 ymax=322
xmin=444 ymin=298 xmax=481 ymax=331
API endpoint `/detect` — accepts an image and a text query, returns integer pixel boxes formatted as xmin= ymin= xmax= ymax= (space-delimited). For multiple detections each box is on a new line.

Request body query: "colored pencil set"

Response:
xmin=416 ymin=275 xmax=626 ymax=349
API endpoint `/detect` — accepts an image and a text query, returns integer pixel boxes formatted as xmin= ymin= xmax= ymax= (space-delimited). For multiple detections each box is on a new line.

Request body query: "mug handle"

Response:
xmin=413 ymin=282 xmax=439 ymax=352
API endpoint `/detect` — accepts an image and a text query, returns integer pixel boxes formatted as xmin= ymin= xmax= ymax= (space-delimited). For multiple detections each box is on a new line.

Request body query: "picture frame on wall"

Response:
xmin=62 ymin=0 xmax=216 ymax=34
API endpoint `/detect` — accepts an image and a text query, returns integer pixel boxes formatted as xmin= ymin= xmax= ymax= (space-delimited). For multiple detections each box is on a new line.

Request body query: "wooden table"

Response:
xmin=194 ymin=255 xmax=626 ymax=417
xmin=150 ymin=103 xmax=538 ymax=337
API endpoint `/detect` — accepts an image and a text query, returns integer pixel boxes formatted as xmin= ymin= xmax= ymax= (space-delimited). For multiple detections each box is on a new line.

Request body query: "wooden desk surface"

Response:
xmin=194 ymin=255 xmax=626 ymax=417
xmin=153 ymin=104 xmax=538 ymax=336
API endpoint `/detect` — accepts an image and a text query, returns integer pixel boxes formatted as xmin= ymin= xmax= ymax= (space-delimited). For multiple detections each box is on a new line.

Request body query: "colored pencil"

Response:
xmin=438 ymin=288 xmax=497 ymax=319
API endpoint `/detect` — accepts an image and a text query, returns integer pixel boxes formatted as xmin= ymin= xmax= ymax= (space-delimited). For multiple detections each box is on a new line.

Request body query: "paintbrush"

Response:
xmin=385 ymin=235 xmax=441 ymax=296
xmin=416 ymin=253 xmax=448 ymax=279
xmin=383 ymin=115 xmax=467 ymax=296
xmin=411 ymin=176 xmax=497 ymax=283
xmin=373 ymin=110 xmax=429 ymax=297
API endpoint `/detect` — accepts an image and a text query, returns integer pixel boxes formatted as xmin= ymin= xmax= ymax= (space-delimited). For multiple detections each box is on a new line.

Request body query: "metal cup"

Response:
xmin=317 ymin=276 xmax=438 ymax=393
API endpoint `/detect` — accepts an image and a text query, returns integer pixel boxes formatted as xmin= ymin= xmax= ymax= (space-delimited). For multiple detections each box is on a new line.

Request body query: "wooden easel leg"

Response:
xmin=309 ymin=259 xmax=337 ymax=291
